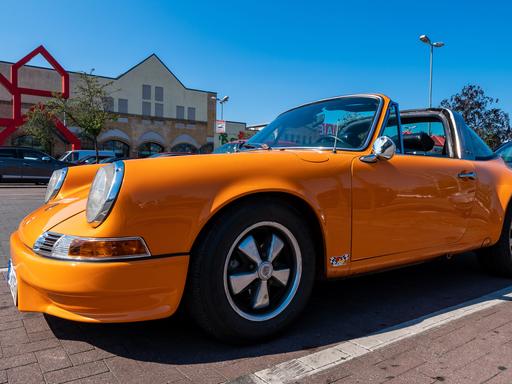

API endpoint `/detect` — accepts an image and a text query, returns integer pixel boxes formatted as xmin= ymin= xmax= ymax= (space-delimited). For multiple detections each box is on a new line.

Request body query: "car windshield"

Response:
xmin=246 ymin=96 xmax=381 ymax=150
xmin=213 ymin=142 xmax=240 ymax=154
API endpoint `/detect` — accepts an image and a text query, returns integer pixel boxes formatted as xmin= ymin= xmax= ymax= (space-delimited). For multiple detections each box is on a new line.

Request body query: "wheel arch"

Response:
xmin=190 ymin=191 xmax=327 ymax=279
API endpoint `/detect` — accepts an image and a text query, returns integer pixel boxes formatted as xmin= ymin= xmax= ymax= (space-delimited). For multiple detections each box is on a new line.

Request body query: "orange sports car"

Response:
xmin=8 ymin=94 xmax=512 ymax=343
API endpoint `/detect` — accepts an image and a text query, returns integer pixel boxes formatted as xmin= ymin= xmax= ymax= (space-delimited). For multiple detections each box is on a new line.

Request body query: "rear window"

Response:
xmin=0 ymin=148 xmax=17 ymax=158
xmin=454 ymin=113 xmax=496 ymax=161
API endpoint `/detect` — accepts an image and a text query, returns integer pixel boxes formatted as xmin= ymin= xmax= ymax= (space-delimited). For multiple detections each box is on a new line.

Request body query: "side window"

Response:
xmin=0 ymin=148 xmax=17 ymax=158
xmin=21 ymin=150 xmax=44 ymax=161
xmin=462 ymin=125 xmax=495 ymax=161
xmin=381 ymin=104 xmax=402 ymax=153
xmin=400 ymin=116 xmax=450 ymax=157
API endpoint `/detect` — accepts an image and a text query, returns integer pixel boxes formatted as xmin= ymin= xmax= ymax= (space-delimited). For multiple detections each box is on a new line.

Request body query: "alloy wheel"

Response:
xmin=223 ymin=221 xmax=302 ymax=322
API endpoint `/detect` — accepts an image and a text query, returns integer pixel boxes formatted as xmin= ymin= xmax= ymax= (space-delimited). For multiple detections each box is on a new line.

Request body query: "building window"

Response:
xmin=187 ymin=107 xmax=196 ymax=121
xmin=176 ymin=105 xmax=185 ymax=119
xmin=103 ymin=97 xmax=114 ymax=112
xmin=155 ymin=86 xmax=164 ymax=102
xmin=142 ymin=84 xmax=151 ymax=100
xmin=171 ymin=143 xmax=197 ymax=153
xmin=118 ymin=98 xmax=128 ymax=114
xmin=101 ymin=140 xmax=130 ymax=158
xmin=155 ymin=103 xmax=164 ymax=117
xmin=142 ymin=101 xmax=151 ymax=116
xmin=12 ymin=135 xmax=42 ymax=150
xmin=138 ymin=142 xmax=164 ymax=158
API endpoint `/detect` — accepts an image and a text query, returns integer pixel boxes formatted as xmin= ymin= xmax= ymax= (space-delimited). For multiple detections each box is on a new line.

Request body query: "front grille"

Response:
xmin=33 ymin=232 xmax=63 ymax=257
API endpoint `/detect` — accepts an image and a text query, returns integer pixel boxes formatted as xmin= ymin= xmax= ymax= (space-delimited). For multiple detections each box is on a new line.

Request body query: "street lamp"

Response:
xmin=211 ymin=95 xmax=230 ymax=120
xmin=419 ymin=35 xmax=445 ymax=108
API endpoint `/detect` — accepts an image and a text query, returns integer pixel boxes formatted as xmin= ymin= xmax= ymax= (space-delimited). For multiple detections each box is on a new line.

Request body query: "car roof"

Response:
xmin=0 ymin=146 xmax=42 ymax=150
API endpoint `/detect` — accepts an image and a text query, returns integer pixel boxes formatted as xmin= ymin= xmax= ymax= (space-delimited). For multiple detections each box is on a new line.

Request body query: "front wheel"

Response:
xmin=186 ymin=200 xmax=316 ymax=343
xmin=478 ymin=206 xmax=512 ymax=277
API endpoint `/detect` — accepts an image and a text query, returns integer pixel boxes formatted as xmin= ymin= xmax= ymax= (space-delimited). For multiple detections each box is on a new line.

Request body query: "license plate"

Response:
xmin=7 ymin=259 xmax=17 ymax=306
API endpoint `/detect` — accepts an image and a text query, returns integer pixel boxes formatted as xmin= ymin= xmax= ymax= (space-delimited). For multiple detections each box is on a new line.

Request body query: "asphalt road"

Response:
xmin=1 ymin=185 xmax=512 ymax=383
xmin=0 ymin=184 xmax=45 ymax=267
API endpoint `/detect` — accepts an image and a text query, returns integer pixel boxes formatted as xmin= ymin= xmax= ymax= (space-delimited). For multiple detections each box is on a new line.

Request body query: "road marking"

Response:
xmin=0 ymin=268 xmax=7 ymax=273
xmin=230 ymin=284 xmax=512 ymax=384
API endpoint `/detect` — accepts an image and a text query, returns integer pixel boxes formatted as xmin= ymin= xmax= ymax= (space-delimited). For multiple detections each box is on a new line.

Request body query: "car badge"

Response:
xmin=330 ymin=254 xmax=350 ymax=267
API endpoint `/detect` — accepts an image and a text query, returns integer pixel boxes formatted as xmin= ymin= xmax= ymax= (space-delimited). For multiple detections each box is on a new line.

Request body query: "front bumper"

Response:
xmin=10 ymin=231 xmax=189 ymax=323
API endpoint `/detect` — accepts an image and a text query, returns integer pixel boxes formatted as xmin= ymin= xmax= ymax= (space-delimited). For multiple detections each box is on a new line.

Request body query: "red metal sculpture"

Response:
xmin=0 ymin=45 xmax=80 ymax=149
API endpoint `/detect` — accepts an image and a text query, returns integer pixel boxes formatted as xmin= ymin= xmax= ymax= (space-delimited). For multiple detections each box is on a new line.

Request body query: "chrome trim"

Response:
xmin=445 ymin=108 xmax=463 ymax=159
xmin=32 ymin=231 xmax=151 ymax=261
xmin=87 ymin=161 xmax=124 ymax=226
xmin=33 ymin=232 xmax=63 ymax=257
xmin=247 ymin=94 xmax=385 ymax=153
xmin=360 ymin=136 xmax=396 ymax=163
xmin=457 ymin=171 xmax=477 ymax=180
xmin=44 ymin=167 xmax=67 ymax=203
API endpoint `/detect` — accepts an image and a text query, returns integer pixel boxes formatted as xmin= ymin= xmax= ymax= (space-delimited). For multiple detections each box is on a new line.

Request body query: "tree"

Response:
xmin=24 ymin=71 xmax=118 ymax=162
xmin=440 ymin=85 xmax=511 ymax=149
xmin=49 ymin=71 xmax=118 ymax=162
xmin=23 ymin=103 xmax=58 ymax=154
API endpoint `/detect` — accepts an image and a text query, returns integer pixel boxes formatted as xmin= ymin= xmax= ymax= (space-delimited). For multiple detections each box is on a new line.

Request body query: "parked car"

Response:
xmin=77 ymin=154 xmax=117 ymax=165
xmin=99 ymin=156 xmax=130 ymax=164
xmin=59 ymin=150 xmax=115 ymax=163
xmin=9 ymin=94 xmax=512 ymax=343
xmin=495 ymin=141 xmax=512 ymax=166
xmin=148 ymin=152 xmax=194 ymax=158
xmin=0 ymin=147 xmax=71 ymax=184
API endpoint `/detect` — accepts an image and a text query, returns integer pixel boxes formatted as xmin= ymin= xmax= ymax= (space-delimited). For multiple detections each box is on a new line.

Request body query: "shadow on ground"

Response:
xmin=46 ymin=253 xmax=511 ymax=365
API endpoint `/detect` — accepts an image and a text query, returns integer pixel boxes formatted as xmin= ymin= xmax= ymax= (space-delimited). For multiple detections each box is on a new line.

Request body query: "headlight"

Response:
xmin=86 ymin=161 xmax=124 ymax=225
xmin=45 ymin=168 xmax=68 ymax=203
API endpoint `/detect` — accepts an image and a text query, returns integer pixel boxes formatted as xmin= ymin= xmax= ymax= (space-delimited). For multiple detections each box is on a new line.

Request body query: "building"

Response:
xmin=246 ymin=123 xmax=267 ymax=132
xmin=0 ymin=53 xmax=217 ymax=157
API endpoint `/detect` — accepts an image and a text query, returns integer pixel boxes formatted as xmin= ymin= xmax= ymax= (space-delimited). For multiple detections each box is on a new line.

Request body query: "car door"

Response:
xmin=0 ymin=148 xmax=22 ymax=181
xmin=19 ymin=149 xmax=53 ymax=181
xmin=351 ymin=107 xmax=476 ymax=260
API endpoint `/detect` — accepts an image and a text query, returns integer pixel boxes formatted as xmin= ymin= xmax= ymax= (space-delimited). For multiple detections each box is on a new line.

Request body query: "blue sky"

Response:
xmin=1 ymin=0 xmax=510 ymax=124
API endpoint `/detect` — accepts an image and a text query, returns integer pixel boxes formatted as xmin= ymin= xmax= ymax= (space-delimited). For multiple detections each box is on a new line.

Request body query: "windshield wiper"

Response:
xmin=240 ymin=142 xmax=272 ymax=150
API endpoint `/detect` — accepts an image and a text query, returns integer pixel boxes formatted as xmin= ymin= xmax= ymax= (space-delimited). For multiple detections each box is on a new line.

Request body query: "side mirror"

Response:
xmin=41 ymin=156 xmax=51 ymax=162
xmin=360 ymin=136 xmax=396 ymax=163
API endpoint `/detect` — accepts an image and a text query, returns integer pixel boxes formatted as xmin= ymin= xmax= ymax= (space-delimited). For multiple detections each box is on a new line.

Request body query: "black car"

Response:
xmin=0 ymin=147 xmax=71 ymax=184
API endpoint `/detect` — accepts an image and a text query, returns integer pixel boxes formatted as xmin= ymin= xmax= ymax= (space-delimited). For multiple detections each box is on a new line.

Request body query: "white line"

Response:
xmin=0 ymin=268 xmax=7 ymax=272
xmin=231 ymin=285 xmax=512 ymax=384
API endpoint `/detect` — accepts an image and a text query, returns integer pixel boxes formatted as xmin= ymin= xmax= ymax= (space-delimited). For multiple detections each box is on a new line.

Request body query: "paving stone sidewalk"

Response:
xmin=298 ymin=300 xmax=512 ymax=384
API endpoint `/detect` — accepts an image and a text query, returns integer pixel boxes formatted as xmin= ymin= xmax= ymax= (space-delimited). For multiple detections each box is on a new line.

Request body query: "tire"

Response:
xmin=186 ymin=199 xmax=316 ymax=343
xmin=477 ymin=206 xmax=512 ymax=277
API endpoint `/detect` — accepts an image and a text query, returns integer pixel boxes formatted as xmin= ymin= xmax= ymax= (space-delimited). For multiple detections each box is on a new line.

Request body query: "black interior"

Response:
xmin=402 ymin=132 xmax=435 ymax=153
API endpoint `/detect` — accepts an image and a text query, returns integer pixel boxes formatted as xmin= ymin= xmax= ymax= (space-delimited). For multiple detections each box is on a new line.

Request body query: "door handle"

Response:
xmin=457 ymin=171 xmax=477 ymax=180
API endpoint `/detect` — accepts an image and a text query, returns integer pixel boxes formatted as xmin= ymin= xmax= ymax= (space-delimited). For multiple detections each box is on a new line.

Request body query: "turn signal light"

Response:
xmin=68 ymin=239 xmax=149 ymax=259
xmin=33 ymin=232 xmax=151 ymax=261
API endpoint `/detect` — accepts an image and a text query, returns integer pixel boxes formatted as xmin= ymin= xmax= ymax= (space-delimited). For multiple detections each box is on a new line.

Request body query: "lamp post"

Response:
xmin=419 ymin=35 xmax=445 ymax=108
xmin=211 ymin=95 xmax=230 ymax=120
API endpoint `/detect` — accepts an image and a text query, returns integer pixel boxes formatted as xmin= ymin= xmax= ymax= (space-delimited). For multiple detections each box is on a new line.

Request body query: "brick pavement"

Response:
xmin=296 ymin=301 xmax=512 ymax=384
